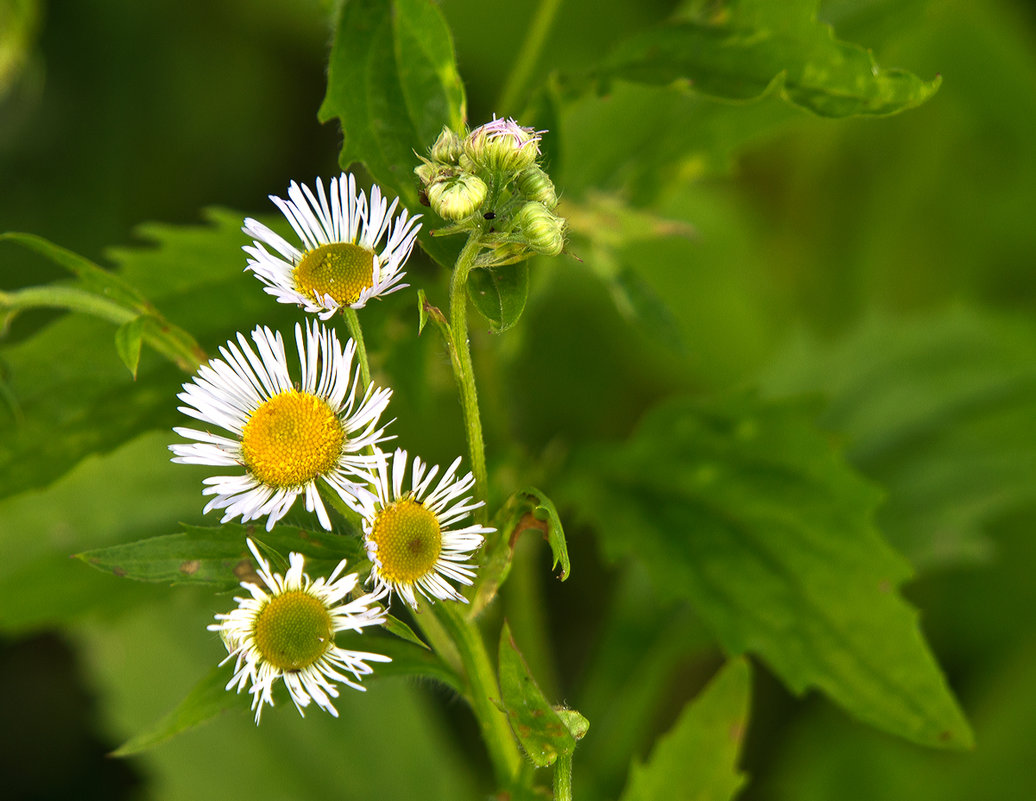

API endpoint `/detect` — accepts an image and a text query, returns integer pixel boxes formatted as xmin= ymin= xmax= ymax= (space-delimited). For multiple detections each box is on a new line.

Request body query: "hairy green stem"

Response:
xmin=342 ymin=306 xmax=371 ymax=387
xmin=554 ymin=754 xmax=574 ymax=801
xmin=435 ymin=602 xmax=521 ymax=786
xmin=497 ymin=0 xmax=564 ymax=114
xmin=449 ymin=232 xmax=490 ymax=516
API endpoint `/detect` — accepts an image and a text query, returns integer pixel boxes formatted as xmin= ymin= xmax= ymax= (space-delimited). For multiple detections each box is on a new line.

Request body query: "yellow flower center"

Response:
xmin=241 ymin=390 xmax=345 ymax=488
xmin=293 ymin=242 xmax=376 ymax=306
xmin=253 ymin=590 xmax=333 ymax=671
xmin=370 ymin=498 xmax=442 ymax=584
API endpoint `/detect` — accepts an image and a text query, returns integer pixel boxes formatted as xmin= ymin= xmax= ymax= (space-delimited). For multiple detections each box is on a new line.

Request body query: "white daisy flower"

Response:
xmin=242 ymin=173 xmax=422 ymax=319
xmin=170 ymin=321 xmax=392 ymax=531
xmin=211 ymin=538 xmax=391 ymax=724
xmin=361 ymin=448 xmax=492 ymax=609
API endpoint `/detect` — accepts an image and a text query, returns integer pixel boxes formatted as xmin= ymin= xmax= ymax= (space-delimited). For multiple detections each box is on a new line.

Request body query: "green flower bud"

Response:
xmin=430 ymin=126 xmax=463 ymax=164
xmin=464 ymin=116 xmax=542 ymax=173
xmin=414 ymin=160 xmax=440 ymax=187
xmin=516 ymin=165 xmax=558 ymax=209
xmin=516 ymin=201 xmax=565 ymax=256
xmin=427 ymin=173 xmax=488 ymax=221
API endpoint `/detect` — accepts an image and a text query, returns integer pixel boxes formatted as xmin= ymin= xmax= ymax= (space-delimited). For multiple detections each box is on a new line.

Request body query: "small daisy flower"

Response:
xmin=361 ymin=448 xmax=492 ymax=609
xmin=211 ymin=538 xmax=391 ymax=724
xmin=171 ymin=321 xmax=392 ymax=531
xmin=243 ymin=173 xmax=422 ymax=319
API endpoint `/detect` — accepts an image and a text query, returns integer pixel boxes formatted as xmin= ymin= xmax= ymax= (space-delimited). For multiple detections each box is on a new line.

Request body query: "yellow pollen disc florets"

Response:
xmin=241 ymin=390 xmax=345 ymax=488
xmin=370 ymin=498 xmax=442 ymax=583
xmin=293 ymin=242 xmax=376 ymax=306
xmin=253 ymin=590 xmax=333 ymax=671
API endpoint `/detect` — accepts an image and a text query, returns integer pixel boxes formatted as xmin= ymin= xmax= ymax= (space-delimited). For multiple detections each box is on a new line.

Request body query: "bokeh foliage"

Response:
xmin=2 ymin=0 xmax=1036 ymax=799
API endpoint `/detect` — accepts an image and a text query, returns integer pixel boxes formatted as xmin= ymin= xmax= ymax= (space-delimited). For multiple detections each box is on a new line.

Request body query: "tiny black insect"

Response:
xmin=483 ymin=211 xmax=496 ymax=220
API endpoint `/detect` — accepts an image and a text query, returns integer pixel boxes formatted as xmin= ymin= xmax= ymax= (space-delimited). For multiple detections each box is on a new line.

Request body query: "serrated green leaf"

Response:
xmin=621 ymin=657 xmax=751 ymax=801
xmin=114 ymin=316 xmax=145 ymax=378
xmin=576 ymin=0 xmax=939 ymax=118
xmin=566 ymin=394 xmax=973 ymax=750
xmin=763 ymin=309 xmax=1036 ymax=570
xmin=498 ymin=621 xmax=577 ymax=767
xmin=76 ymin=523 xmax=367 ymax=589
xmin=0 ymin=209 xmax=296 ymax=502
xmin=473 ymin=487 xmax=571 ymax=615
xmin=318 ymin=0 xmax=465 ymax=269
xmin=112 ymin=662 xmax=239 ymax=757
xmin=467 ymin=263 xmax=530 ymax=333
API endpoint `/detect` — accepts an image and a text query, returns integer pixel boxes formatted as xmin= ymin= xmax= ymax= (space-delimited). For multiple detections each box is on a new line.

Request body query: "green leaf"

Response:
xmin=76 ymin=523 xmax=367 ymax=589
xmin=621 ymin=657 xmax=751 ymax=801
xmin=112 ymin=662 xmax=238 ymax=757
xmin=382 ymin=613 xmax=429 ymax=649
xmin=318 ymin=0 xmax=465 ymax=268
xmin=763 ymin=309 xmax=1036 ymax=570
xmin=0 ymin=209 xmax=296 ymax=502
xmin=114 ymin=316 xmax=145 ymax=378
xmin=110 ymin=632 xmax=458 ymax=759
xmin=467 ymin=262 xmax=531 ymax=333
xmin=566 ymin=393 xmax=973 ymax=750
xmin=556 ymin=708 xmax=590 ymax=741
xmin=577 ymin=0 xmax=940 ymax=118
xmin=473 ymin=487 xmax=571 ymax=614
xmin=363 ymin=635 xmax=463 ymax=694
xmin=565 ymin=192 xmax=694 ymax=350
xmin=498 ymin=621 xmax=578 ymax=767
xmin=1 ymin=231 xmax=149 ymax=312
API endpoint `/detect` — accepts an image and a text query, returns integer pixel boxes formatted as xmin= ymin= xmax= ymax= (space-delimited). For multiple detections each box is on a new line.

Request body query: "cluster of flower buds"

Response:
xmin=415 ymin=117 xmax=566 ymax=263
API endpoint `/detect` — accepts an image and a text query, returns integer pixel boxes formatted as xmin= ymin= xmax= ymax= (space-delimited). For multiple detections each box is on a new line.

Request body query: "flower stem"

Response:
xmin=434 ymin=601 xmax=521 ymax=786
xmin=449 ymin=232 xmax=490 ymax=516
xmin=554 ymin=754 xmax=574 ymax=801
xmin=342 ymin=306 xmax=371 ymax=387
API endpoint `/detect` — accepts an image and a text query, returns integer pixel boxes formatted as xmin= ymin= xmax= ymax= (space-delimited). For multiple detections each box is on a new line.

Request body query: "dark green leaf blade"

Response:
xmin=318 ymin=0 xmax=465 ymax=268
xmin=112 ymin=663 xmax=238 ymax=757
xmin=467 ymin=263 xmax=531 ymax=333
xmin=76 ymin=523 xmax=367 ymax=589
xmin=566 ymin=394 xmax=973 ymax=749
xmin=763 ymin=309 xmax=1036 ymax=570
xmin=580 ymin=0 xmax=939 ymax=118
xmin=621 ymin=657 xmax=751 ymax=801
xmin=498 ymin=621 xmax=577 ymax=767
xmin=0 ymin=209 xmax=288 ymax=502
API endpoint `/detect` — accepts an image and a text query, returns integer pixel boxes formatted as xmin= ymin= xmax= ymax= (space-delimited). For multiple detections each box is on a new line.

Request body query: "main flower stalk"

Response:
xmin=449 ymin=230 xmax=490 ymax=518
xmin=435 ymin=601 xmax=521 ymax=785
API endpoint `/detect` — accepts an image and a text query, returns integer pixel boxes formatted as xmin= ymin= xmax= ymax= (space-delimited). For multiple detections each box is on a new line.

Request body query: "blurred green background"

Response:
xmin=2 ymin=0 xmax=1036 ymax=799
